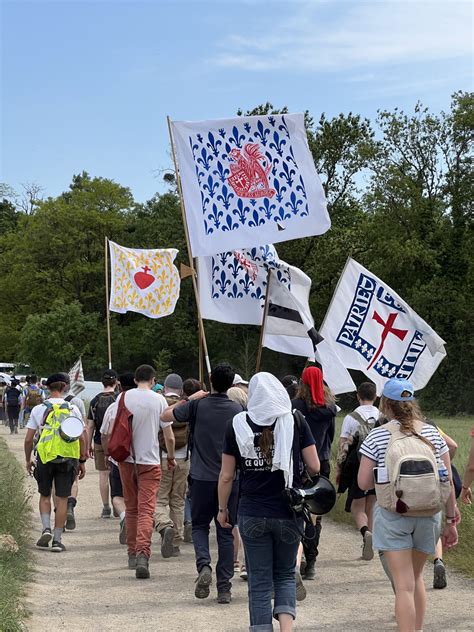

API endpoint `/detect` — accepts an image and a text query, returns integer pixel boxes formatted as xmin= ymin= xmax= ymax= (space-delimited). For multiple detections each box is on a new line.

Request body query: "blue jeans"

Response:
xmin=239 ymin=515 xmax=302 ymax=632
xmin=190 ymin=478 xmax=239 ymax=593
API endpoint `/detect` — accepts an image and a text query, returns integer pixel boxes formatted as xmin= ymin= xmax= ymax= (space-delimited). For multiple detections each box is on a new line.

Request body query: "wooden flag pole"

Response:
xmin=104 ymin=236 xmax=113 ymax=369
xmin=167 ymin=116 xmax=212 ymax=379
xmin=255 ymin=270 xmax=272 ymax=373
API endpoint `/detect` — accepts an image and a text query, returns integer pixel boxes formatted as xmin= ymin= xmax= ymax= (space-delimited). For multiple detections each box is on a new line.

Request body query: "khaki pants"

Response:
xmin=155 ymin=458 xmax=190 ymax=545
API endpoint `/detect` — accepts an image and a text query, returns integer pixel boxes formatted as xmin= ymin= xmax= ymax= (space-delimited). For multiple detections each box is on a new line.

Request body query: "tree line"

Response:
xmin=0 ymin=93 xmax=472 ymax=413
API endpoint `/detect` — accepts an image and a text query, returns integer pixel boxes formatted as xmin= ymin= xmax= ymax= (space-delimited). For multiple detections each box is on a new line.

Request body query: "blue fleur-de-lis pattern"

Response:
xmin=210 ymin=245 xmax=291 ymax=303
xmin=188 ymin=116 xmax=309 ymax=236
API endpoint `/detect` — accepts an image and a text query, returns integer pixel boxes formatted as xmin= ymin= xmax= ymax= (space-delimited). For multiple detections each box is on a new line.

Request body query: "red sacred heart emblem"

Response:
xmin=134 ymin=265 xmax=155 ymax=290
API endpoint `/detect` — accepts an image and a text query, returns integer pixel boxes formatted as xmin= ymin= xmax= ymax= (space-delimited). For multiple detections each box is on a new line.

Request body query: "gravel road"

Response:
xmin=4 ymin=428 xmax=473 ymax=631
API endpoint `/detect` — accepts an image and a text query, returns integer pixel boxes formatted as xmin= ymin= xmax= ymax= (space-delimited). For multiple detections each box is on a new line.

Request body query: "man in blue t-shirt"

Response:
xmin=161 ymin=363 xmax=243 ymax=604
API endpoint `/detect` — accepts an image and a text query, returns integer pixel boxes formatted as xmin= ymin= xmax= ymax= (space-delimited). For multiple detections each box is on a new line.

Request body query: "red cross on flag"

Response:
xmin=320 ymin=259 xmax=446 ymax=394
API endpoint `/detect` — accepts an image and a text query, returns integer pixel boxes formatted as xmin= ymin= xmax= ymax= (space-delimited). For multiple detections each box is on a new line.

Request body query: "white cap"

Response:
xmin=233 ymin=373 xmax=248 ymax=386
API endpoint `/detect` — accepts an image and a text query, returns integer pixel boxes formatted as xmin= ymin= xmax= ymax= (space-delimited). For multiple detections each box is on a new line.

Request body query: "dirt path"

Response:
xmin=4 ymin=427 xmax=473 ymax=632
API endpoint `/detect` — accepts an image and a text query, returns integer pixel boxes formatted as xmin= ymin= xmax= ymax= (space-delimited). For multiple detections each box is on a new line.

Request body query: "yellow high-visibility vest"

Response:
xmin=36 ymin=402 xmax=80 ymax=463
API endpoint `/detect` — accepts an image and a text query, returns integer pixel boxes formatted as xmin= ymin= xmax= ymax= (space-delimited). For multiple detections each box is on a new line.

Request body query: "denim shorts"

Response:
xmin=373 ymin=505 xmax=442 ymax=555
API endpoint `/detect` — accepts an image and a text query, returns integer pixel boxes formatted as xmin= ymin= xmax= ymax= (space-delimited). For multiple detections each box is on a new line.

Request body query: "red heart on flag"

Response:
xmin=134 ymin=266 xmax=155 ymax=290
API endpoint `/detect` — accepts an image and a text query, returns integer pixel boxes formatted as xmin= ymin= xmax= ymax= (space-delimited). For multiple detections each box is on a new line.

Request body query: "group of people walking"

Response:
xmin=4 ymin=360 xmax=471 ymax=632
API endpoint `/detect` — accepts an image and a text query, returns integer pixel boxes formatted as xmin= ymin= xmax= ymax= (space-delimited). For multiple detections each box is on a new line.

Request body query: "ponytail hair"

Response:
xmin=259 ymin=427 xmax=274 ymax=464
xmin=380 ymin=395 xmax=434 ymax=451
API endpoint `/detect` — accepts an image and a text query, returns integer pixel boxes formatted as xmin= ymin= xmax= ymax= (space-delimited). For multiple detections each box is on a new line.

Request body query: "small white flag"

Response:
xmin=109 ymin=241 xmax=180 ymax=319
xmin=320 ymin=258 xmax=446 ymax=393
xmin=172 ymin=113 xmax=330 ymax=257
xmin=68 ymin=358 xmax=85 ymax=396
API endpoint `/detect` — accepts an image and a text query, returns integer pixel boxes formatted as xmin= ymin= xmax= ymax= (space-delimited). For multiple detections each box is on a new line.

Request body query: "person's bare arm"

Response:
xmin=24 ymin=428 xmax=36 ymax=475
xmin=302 ymin=444 xmax=320 ymax=476
xmin=461 ymin=435 xmax=474 ymax=505
xmin=162 ymin=424 xmax=175 ymax=469
xmin=358 ymin=455 xmax=376 ymax=491
xmin=442 ymin=432 xmax=458 ymax=460
xmin=217 ymin=453 xmax=236 ymax=528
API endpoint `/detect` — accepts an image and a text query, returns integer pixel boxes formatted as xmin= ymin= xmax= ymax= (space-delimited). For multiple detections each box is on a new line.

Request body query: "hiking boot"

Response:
xmin=362 ymin=530 xmax=374 ymax=561
xmin=172 ymin=546 xmax=180 ymax=557
xmin=66 ymin=504 xmax=76 ymax=530
xmin=217 ymin=591 xmax=232 ymax=604
xmin=119 ymin=518 xmax=127 ymax=545
xmin=195 ymin=565 xmax=212 ymax=599
xmin=101 ymin=505 xmax=112 ymax=519
xmin=135 ymin=553 xmax=150 ymax=579
xmin=296 ymin=570 xmax=306 ymax=601
xmin=128 ymin=554 xmax=137 ymax=569
xmin=14 ymin=427 xmax=18 ymax=434
xmin=240 ymin=565 xmax=248 ymax=581
xmin=300 ymin=558 xmax=307 ymax=576
xmin=160 ymin=526 xmax=175 ymax=558
xmin=183 ymin=521 xmax=193 ymax=543
xmin=51 ymin=540 xmax=66 ymax=552
xmin=303 ymin=560 xmax=316 ymax=580
xmin=36 ymin=528 xmax=52 ymax=548
xmin=433 ymin=559 xmax=447 ymax=589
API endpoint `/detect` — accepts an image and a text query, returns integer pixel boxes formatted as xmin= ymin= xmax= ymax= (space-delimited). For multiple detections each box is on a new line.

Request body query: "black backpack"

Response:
xmin=6 ymin=386 xmax=21 ymax=406
xmin=92 ymin=392 xmax=117 ymax=434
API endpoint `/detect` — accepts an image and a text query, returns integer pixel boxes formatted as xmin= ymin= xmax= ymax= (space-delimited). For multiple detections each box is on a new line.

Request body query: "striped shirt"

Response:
xmin=360 ymin=420 xmax=448 ymax=467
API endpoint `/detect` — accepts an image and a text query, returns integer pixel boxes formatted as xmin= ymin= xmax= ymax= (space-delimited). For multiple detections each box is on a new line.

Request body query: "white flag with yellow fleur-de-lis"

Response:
xmin=108 ymin=241 xmax=180 ymax=319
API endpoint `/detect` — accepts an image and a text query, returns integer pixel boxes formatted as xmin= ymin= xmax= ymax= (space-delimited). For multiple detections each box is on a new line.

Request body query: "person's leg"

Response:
xmin=169 ymin=459 xmax=189 ymax=546
xmin=366 ymin=494 xmax=376 ymax=532
xmin=66 ymin=477 xmax=78 ymax=530
xmin=272 ymin=519 xmax=301 ymax=630
xmin=214 ymin=480 xmax=239 ymax=596
xmin=119 ymin=462 xmax=139 ymax=559
xmin=233 ymin=526 xmax=240 ymax=565
xmin=384 ymin=549 xmax=416 ymax=632
xmin=239 ymin=515 xmax=274 ymax=631
xmin=190 ymin=479 xmax=216 ymax=573
xmin=155 ymin=461 xmax=174 ymax=555
xmin=135 ymin=465 xmax=161 ymax=559
xmin=433 ymin=534 xmax=447 ymax=589
xmin=94 ymin=443 xmax=111 ymax=515
xmin=351 ymin=496 xmax=373 ymax=560
xmin=51 ymin=460 xmax=76 ymax=548
xmin=412 ymin=549 xmax=429 ymax=631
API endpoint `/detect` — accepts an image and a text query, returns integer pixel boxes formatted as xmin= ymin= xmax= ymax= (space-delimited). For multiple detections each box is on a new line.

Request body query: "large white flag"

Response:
xmin=109 ymin=241 xmax=180 ymax=319
xmin=68 ymin=358 xmax=85 ymax=396
xmin=197 ymin=245 xmax=310 ymax=326
xmin=263 ymin=272 xmax=356 ymax=395
xmin=172 ymin=113 xmax=330 ymax=257
xmin=320 ymin=258 xmax=446 ymax=393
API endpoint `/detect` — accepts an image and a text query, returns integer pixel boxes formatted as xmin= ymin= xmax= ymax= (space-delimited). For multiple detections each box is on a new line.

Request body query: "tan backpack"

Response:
xmin=375 ymin=420 xmax=451 ymax=517
xmin=158 ymin=395 xmax=189 ymax=453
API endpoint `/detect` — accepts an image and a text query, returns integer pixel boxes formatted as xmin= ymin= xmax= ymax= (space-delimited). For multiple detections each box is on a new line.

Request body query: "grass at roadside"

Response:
xmin=0 ymin=437 xmax=32 ymax=631
xmin=328 ymin=415 xmax=474 ymax=579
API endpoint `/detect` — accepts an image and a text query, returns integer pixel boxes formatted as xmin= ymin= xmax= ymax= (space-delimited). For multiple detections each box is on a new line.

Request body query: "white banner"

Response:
xmin=68 ymin=358 xmax=85 ymax=396
xmin=172 ymin=113 xmax=330 ymax=257
xmin=109 ymin=241 xmax=180 ymax=319
xmin=320 ymin=258 xmax=446 ymax=393
xmin=197 ymin=245 xmax=310 ymax=326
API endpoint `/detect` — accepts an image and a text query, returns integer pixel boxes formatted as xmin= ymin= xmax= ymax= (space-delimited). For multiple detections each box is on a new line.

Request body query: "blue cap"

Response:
xmin=382 ymin=378 xmax=415 ymax=401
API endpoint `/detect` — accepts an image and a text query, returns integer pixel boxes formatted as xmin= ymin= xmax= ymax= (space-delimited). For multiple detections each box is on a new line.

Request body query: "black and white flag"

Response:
xmin=264 ymin=271 xmax=356 ymax=394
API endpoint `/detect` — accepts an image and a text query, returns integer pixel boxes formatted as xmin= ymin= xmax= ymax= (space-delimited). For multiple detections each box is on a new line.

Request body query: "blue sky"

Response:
xmin=2 ymin=0 xmax=473 ymax=203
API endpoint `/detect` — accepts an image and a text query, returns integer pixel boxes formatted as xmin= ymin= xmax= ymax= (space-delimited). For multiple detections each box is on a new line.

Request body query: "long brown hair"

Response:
xmin=296 ymin=382 xmax=336 ymax=411
xmin=380 ymin=395 xmax=434 ymax=450
xmin=259 ymin=427 xmax=274 ymax=464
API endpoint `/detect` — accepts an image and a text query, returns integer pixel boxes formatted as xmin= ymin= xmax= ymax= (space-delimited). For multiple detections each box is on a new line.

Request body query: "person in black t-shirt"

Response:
xmin=218 ymin=372 xmax=320 ymax=632
xmin=292 ymin=366 xmax=336 ymax=579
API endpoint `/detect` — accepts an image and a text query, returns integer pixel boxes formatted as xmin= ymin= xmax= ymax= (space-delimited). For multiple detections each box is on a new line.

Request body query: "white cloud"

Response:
xmin=214 ymin=1 xmax=473 ymax=72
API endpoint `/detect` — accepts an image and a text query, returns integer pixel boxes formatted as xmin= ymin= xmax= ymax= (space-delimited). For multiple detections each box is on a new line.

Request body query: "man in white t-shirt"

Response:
xmin=337 ymin=381 xmax=380 ymax=561
xmin=155 ymin=373 xmax=189 ymax=559
xmin=107 ymin=364 xmax=176 ymax=579
xmin=24 ymin=373 xmax=87 ymax=552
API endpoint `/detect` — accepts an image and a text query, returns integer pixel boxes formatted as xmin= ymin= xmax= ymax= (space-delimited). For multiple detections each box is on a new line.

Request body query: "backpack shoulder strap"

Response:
xmin=351 ymin=410 xmax=370 ymax=428
xmin=186 ymin=398 xmax=200 ymax=460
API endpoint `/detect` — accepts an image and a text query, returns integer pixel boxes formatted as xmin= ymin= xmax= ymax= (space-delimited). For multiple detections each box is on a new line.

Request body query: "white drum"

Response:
xmin=59 ymin=416 xmax=84 ymax=443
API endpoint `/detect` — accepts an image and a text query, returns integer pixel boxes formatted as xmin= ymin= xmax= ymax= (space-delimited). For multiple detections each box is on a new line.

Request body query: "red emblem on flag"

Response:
xmin=367 ymin=311 xmax=408 ymax=370
xmin=227 ymin=143 xmax=276 ymax=199
xmin=134 ymin=266 xmax=155 ymax=290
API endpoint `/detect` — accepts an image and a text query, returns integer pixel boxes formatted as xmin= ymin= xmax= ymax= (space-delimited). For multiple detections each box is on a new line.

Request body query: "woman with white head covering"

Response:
xmin=218 ymin=372 xmax=320 ymax=632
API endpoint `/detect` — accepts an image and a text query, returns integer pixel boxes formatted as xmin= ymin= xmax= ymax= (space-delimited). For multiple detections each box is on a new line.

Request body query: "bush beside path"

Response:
xmin=3 ymin=427 xmax=473 ymax=632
